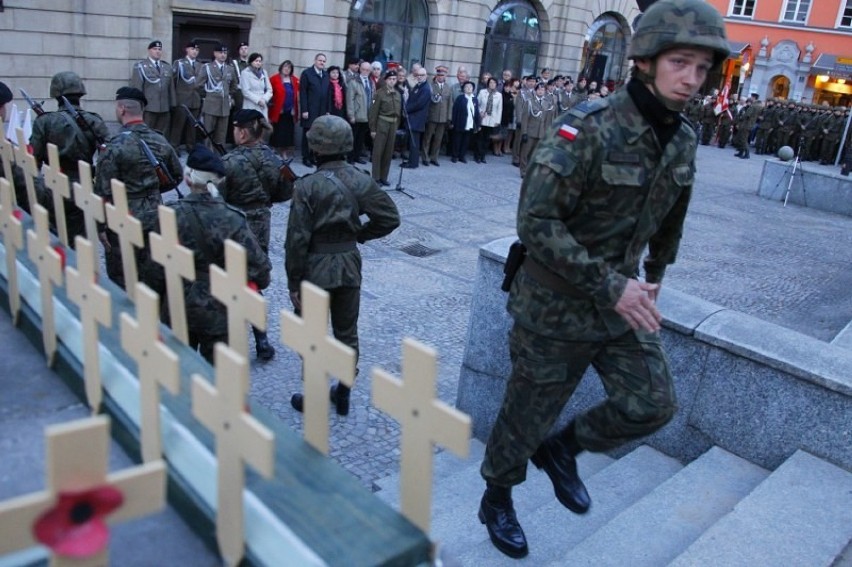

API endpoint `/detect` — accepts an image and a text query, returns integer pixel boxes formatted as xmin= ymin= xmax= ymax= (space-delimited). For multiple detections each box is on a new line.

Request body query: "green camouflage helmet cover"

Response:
xmin=49 ymin=71 xmax=87 ymax=98
xmin=307 ymin=115 xmax=354 ymax=155
xmin=629 ymin=0 xmax=729 ymax=69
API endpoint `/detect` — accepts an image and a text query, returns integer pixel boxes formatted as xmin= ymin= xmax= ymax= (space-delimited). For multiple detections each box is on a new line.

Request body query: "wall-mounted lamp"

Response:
xmin=838 ymin=79 xmax=847 ymax=85
xmin=817 ymin=74 xmax=830 ymax=83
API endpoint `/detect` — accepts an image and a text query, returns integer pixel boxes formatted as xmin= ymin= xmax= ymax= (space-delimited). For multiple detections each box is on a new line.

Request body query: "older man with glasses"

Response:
xmin=400 ymin=67 xmax=432 ymax=169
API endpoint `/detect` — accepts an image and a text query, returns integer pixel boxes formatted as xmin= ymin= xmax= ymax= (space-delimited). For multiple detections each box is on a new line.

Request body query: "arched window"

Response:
xmin=346 ymin=0 xmax=429 ymax=69
xmin=580 ymin=13 xmax=628 ymax=89
xmin=481 ymin=1 xmax=541 ymax=79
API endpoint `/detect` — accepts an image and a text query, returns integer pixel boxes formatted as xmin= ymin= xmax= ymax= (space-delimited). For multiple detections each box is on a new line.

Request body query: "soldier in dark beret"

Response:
xmin=170 ymin=40 xmax=202 ymax=151
xmin=197 ymin=44 xmax=240 ymax=150
xmin=130 ymin=39 xmax=175 ymax=139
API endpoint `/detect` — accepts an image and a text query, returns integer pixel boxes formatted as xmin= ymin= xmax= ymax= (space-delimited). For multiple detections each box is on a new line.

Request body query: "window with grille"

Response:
xmin=841 ymin=0 xmax=852 ymax=28
xmin=782 ymin=0 xmax=810 ymax=23
xmin=731 ymin=0 xmax=755 ymax=17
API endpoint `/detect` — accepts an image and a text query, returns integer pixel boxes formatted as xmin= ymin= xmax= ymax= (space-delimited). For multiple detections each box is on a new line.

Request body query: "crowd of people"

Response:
xmin=684 ymin=90 xmax=851 ymax=168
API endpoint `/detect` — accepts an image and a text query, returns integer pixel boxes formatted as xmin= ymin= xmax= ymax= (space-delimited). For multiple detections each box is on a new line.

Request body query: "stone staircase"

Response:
xmin=373 ymin=441 xmax=852 ymax=566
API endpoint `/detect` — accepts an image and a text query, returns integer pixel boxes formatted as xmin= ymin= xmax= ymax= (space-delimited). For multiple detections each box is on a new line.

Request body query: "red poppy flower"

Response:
xmin=33 ymin=486 xmax=124 ymax=557
xmin=12 ymin=209 xmax=23 ymax=221
xmin=247 ymin=281 xmax=259 ymax=292
xmin=52 ymin=244 xmax=66 ymax=270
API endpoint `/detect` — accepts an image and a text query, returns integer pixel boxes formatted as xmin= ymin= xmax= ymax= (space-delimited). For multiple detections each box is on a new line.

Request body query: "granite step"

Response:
xmin=670 ymin=449 xmax=852 ymax=567
xmin=551 ymin=446 xmax=769 ymax=567
xmin=456 ymin=445 xmax=683 ymax=566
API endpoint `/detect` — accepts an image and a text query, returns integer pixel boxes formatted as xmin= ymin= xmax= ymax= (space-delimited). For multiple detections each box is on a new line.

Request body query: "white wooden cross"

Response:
xmin=192 ymin=344 xmax=274 ymax=567
xmin=280 ymin=281 xmax=356 ymax=455
xmin=149 ymin=205 xmax=195 ymax=345
xmin=210 ymin=240 xmax=266 ymax=364
xmin=105 ymin=179 xmax=143 ymax=300
xmin=0 ymin=178 xmax=24 ymax=324
xmin=0 ymin=416 xmax=166 ymax=567
xmin=73 ymin=161 xmax=105 ymax=245
xmin=14 ymin=128 xmax=39 ymax=213
xmin=0 ymin=119 xmax=17 ymax=207
xmin=372 ymin=338 xmax=472 ymax=533
xmin=65 ymin=236 xmax=112 ymax=414
xmin=41 ymin=143 xmax=71 ymax=247
xmin=27 ymin=204 xmax=64 ymax=366
xmin=121 ymin=283 xmax=180 ymax=463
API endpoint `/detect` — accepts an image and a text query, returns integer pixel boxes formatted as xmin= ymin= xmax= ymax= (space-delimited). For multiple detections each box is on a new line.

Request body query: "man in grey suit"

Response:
xmin=346 ymin=61 xmax=372 ymax=164
xmin=130 ymin=40 xmax=175 ymax=138
xmin=197 ymin=44 xmax=239 ymax=149
xmin=170 ymin=40 xmax=202 ymax=150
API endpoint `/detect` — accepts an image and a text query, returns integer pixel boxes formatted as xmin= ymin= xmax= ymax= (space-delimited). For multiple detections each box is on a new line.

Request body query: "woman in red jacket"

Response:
xmin=269 ymin=60 xmax=299 ymax=159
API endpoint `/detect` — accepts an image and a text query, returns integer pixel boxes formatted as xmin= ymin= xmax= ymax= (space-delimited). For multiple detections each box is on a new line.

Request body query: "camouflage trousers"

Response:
xmin=245 ymin=207 xmax=271 ymax=255
xmin=481 ymin=323 xmax=676 ymax=487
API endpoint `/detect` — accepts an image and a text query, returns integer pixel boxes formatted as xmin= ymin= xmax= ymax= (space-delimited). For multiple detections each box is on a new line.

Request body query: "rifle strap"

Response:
xmin=58 ymin=110 xmax=94 ymax=153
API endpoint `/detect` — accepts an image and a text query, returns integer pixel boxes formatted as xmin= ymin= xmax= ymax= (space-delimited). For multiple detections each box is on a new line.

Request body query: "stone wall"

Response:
xmin=458 ymin=237 xmax=852 ymax=472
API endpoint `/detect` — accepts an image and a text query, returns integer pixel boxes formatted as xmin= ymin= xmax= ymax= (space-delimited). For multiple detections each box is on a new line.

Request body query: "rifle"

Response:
xmin=19 ymin=89 xmax=46 ymax=117
xmin=182 ymin=104 xmax=226 ymax=156
xmin=60 ymin=96 xmax=107 ymax=152
xmin=280 ymin=158 xmax=299 ymax=184
xmin=136 ymin=136 xmax=184 ymax=199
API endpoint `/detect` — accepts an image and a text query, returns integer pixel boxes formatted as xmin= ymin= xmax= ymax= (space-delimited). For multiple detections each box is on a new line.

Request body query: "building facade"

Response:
xmin=0 ymin=0 xmax=641 ymax=121
xmin=706 ymin=0 xmax=852 ymax=105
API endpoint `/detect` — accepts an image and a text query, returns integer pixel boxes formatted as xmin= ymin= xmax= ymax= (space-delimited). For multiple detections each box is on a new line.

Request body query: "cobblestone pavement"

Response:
xmin=247 ymin=144 xmax=852 ymax=490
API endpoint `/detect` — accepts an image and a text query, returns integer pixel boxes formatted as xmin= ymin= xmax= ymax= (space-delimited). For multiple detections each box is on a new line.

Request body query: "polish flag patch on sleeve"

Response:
xmin=558 ymin=124 xmax=579 ymax=142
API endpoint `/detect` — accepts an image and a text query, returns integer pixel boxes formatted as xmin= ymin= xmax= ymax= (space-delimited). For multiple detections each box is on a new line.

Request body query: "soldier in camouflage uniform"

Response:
xmin=30 ymin=71 xmax=109 ymax=245
xmin=95 ymin=87 xmax=182 ymax=289
xmin=139 ymin=144 xmax=271 ymax=362
xmin=221 ymin=108 xmax=293 ymax=361
xmin=799 ymin=104 xmax=822 ymax=161
xmin=733 ymin=97 xmax=760 ymax=159
xmin=287 ymin=115 xmax=400 ymax=416
xmin=698 ymin=95 xmax=717 ymax=145
xmin=819 ymin=106 xmax=846 ymax=165
xmin=0 ymin=81 xmax=34 ymax=211
xmin=753 ymin=98 xmax=775 ymax=155
xmin=477 ymin=0 xmax=729 ymax=558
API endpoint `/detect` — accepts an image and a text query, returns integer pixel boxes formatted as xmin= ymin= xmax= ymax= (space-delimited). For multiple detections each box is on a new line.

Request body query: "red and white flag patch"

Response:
xmin=558 ymin=124 xmax=579 ymax=142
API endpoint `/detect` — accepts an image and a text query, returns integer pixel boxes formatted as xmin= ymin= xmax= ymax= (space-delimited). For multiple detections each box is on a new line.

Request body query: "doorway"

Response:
xmin=172 ymin=13 xmax=251 ymax=64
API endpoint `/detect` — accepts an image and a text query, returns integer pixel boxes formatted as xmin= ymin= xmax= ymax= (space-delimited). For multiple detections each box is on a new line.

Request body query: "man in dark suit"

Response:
xmin=299 ymin=53 xmax=330 ymax=166
xmin=401 ymin=66 xmax=431 ymax=169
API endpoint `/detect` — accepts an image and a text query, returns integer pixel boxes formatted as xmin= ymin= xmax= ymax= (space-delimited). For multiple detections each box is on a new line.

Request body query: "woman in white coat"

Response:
xmin=476 ymin=77 xmax=503 ymax=163
xmin=240 ymin=52 xmax=273 ymax=119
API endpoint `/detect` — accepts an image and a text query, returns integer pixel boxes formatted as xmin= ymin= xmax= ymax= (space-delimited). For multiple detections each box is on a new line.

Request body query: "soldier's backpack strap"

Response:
xmin=58 ymin=110 xmax=94 ymax=153
xmin=322 ymin=170 xmax=360 ymax=213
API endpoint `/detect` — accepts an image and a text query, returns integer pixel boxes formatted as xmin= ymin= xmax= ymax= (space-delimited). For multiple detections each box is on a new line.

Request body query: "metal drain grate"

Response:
xmin=399 ymin=242 xmax=440 ymax=257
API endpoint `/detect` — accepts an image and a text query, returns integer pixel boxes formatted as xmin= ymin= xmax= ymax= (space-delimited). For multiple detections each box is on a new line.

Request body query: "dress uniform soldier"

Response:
xmin=421 ymin=65 xmax=453 ymax=166
xmin=478 ymin=0 xmax=729 ymax=558
xmin=197 ymin=44 xmax=240 ymax=149
xmin=130 ymin=40 xmax=175 ymax=139
xmin=30 ymin=71 xmax=109 ymax=243
xmin=170 ymin=41 xmax=202 ymax=150
xmin=220 ymin=109 xmax=293 ymax=360
xmin=287 ymin=115 xmax=400 ymax=415
xmin=368 ymin=70 xmax=402 ymax=186
xmin=518 ymin=82 xmax=549 ymax=178
xmin=95 ymin=87 xmax=182 ymax=289
xmin=139 ymin=144 xmax=271 ymax=362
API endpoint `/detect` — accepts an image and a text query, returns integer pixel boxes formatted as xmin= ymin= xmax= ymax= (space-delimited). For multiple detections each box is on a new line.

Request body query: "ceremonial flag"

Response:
xmin=714 ymin=84 xmax=730 ymax=116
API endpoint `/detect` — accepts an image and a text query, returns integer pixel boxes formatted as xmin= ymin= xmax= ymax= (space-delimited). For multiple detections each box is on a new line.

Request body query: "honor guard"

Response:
xmin=130 ymin=40 xmax=176 ymax=139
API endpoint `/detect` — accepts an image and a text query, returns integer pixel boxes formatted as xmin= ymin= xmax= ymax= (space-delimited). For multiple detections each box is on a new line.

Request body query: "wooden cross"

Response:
xmin=192 ymin=344 xmax=274 ymax=567
xmin=121 ymin=283 xmax=180 ymax=463
xmin=372 ymin=338 xmax=471 ymax=533
xmin=0 ymin=416 xmax=165 ymax=567
xmin=14 ymin=128 xmax=39 ymax=213
xmin=0 ymin=119 xmax=17 ymax=207
xmin=65 ymin=237 xmax=113 ymax=414
xmin=73 ymin=161 xmax=105 ymax=245
xmin=27 ymin=204 xmax=64 ymax=366
xmin=41 ymin=143 xmax=71 ymax=247
xmin=149 ymin=205 xmax=195 ymax=345
xmin=280 ymin=281 xmax=356 ymax=455
xmin=0 ymin=178 xmax=24 ymax=324
xmin=210 ymin=240 xmax=266 ymax=363
xmin=105 ymin=179 xmax=143 ymax=300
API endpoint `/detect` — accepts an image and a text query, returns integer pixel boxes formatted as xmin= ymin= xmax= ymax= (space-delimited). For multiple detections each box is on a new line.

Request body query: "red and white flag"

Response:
xmin=714 ymin=84 xmax=730 ymax=116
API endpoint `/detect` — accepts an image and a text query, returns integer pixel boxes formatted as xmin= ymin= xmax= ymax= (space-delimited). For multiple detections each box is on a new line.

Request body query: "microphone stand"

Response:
xmin=388 ymin=89 xmax=415 ymax=199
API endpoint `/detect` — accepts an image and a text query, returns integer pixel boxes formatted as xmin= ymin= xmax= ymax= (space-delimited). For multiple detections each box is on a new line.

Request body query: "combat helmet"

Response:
xmin=49 ymin=71 xmax=86 ymax=99
xmin=307 ymin=115 xmax=353 ymax=156
xmin=629 ymin=0 xmax=729 ymax=70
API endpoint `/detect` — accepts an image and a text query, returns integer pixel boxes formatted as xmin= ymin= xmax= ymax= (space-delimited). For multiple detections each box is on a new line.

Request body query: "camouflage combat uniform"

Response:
xmin=221 ymin=142 xmax=292 ymax=253
xmin=139 ymin=192 xmax=271 ymax=361
xmin=481 ymin=82 xmax=693 ymax=487
xmin=30 ymin=103 xmax=108 ymax=243
xmin=285 ymin=160 xmax=399 ymax=361
xmin=95 ymin=121 xmax=182 ymax=288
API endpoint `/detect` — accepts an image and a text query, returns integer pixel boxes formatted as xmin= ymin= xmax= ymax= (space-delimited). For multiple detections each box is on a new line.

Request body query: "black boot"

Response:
xmin=329 ymin=383 xmax=351 ymax=416
xmin=741 ymin=148 xmax=750 ymax=159
xmin=479 ymin=484 xmax=528 ymax=558
xmin=530 ymin=423 xmax=591 ymax=514
xmin=734 ymin=150 xmax=743 ymax=158
xmin=253 ymin=328 xmax=276 ymax=361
